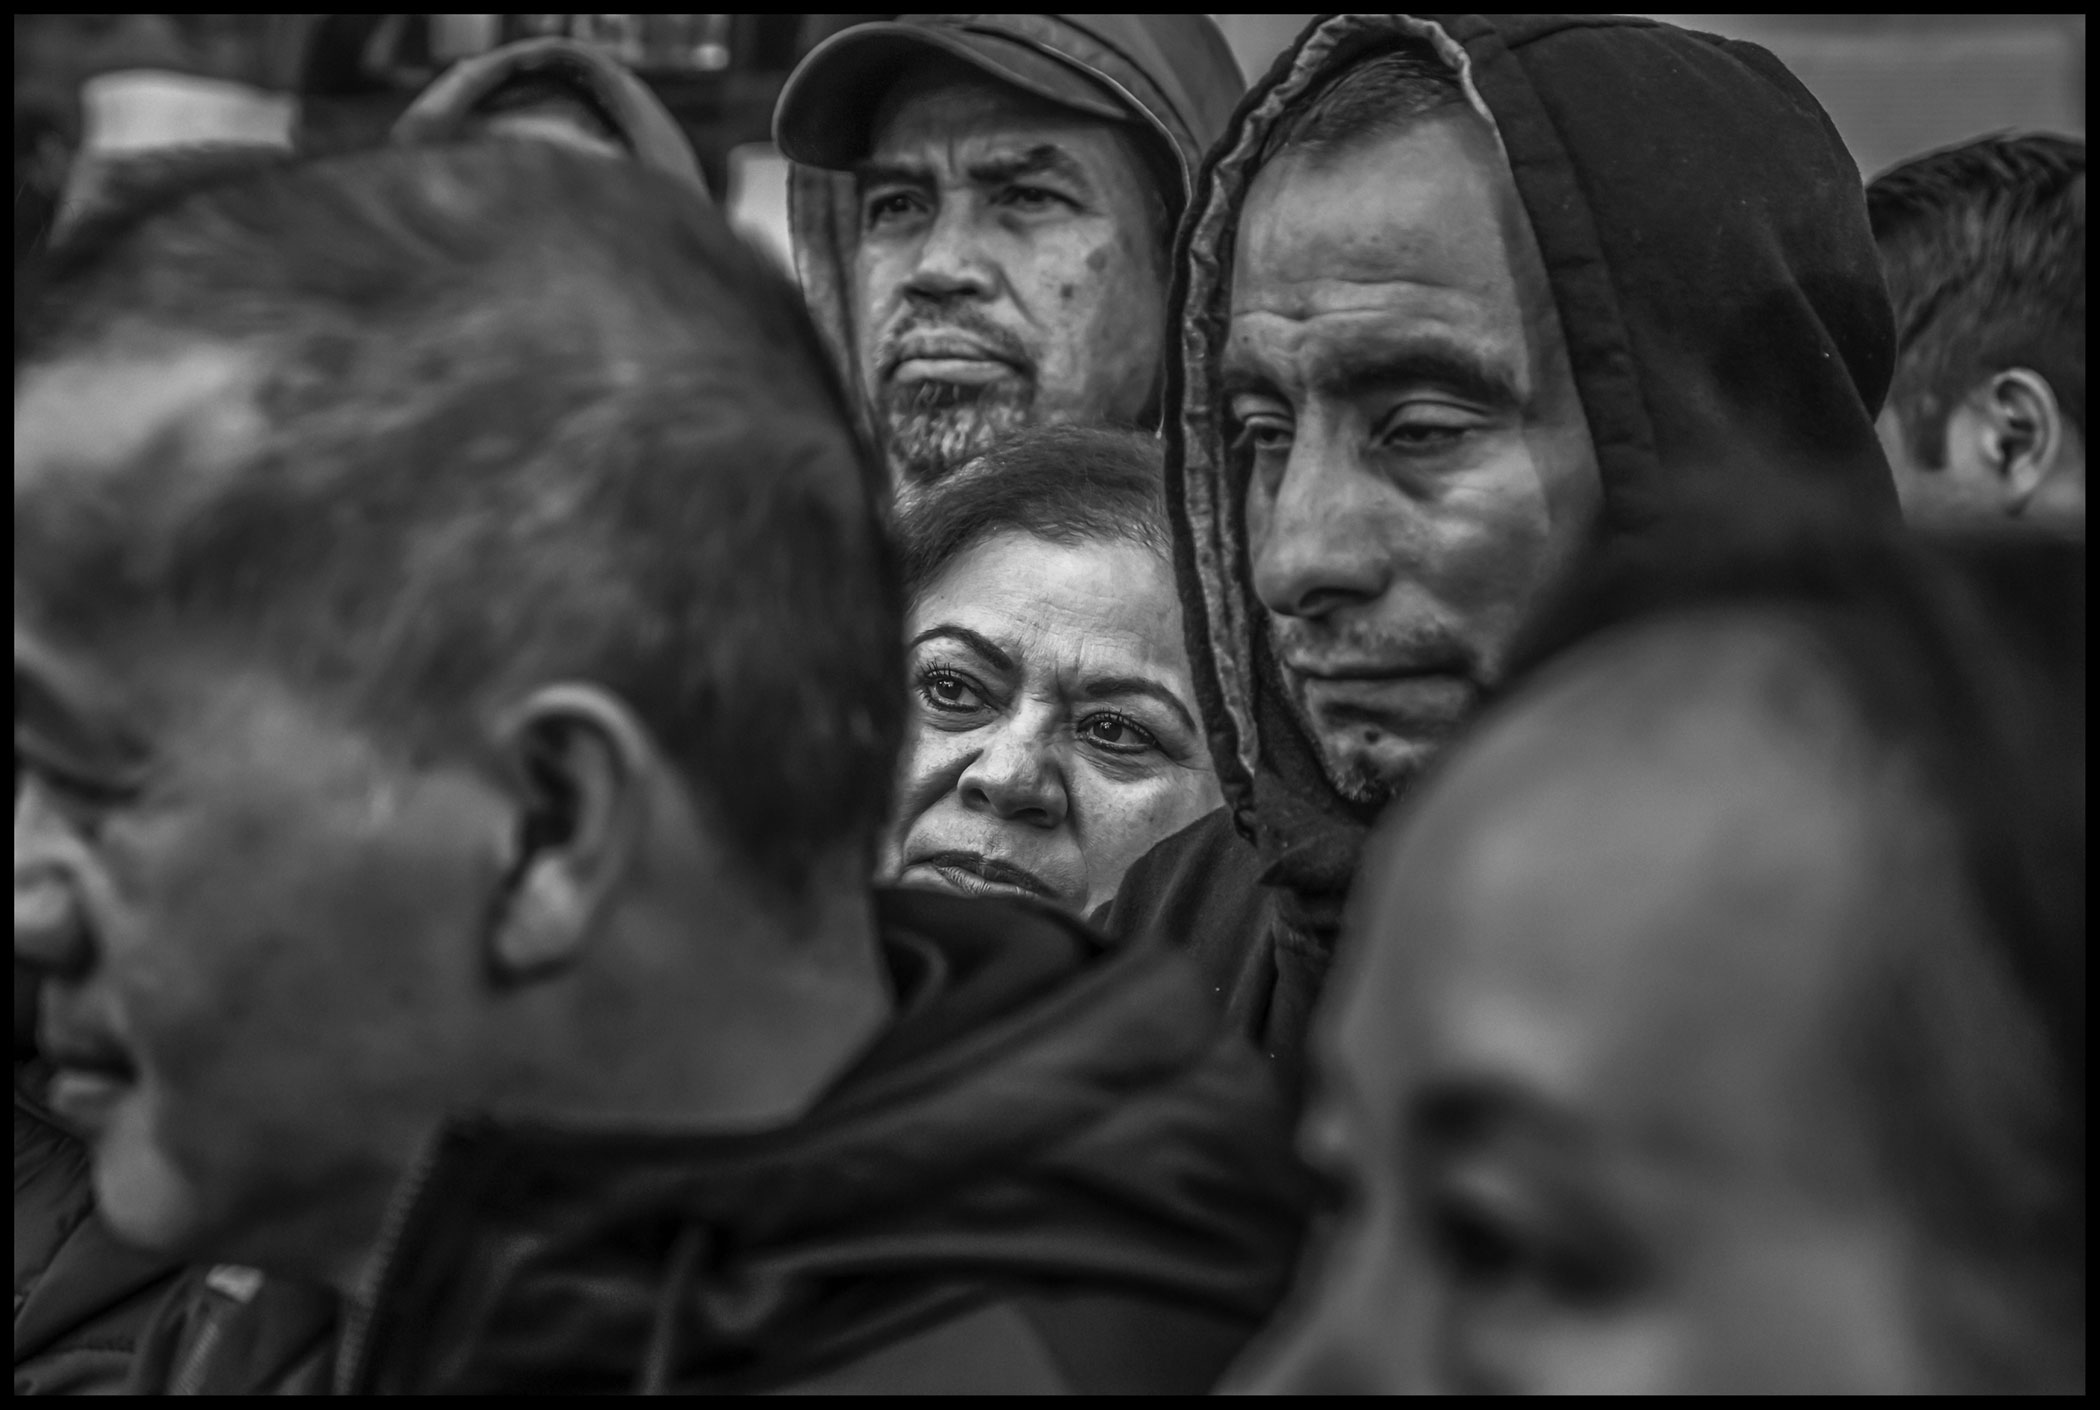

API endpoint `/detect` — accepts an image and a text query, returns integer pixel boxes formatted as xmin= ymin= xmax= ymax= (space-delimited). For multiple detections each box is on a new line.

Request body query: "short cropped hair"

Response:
xmin=1868 ymin=133 xmax=2086 ymax=467
xmin=1258 ymin=43 xmax=1467 ymax=168
xmin=16 ymin=142 xmax=902 ymax=896
xmin=1502 ymin=493 xmax=2085 ymax=1390
xmin=895 ymin=425 xmax=1170 ymax=601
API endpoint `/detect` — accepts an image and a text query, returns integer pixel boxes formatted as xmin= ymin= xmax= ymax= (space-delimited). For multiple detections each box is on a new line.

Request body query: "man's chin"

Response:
xmin=879 ymin=380 xmax=1035 ymax=484
xmin=1311 ymin=730 xmax=1442 ymax=808
xmin=90 ymin=1116 xmax=210 ymax=1256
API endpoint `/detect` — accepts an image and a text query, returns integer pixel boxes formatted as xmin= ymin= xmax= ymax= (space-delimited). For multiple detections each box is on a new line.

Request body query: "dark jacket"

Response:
xmin=129 ymin=888 xmax=1309 ymax=1394
xmin=787 ymin=13 xmax=1248 ymax=444
xmin=14 ymin=1067 xmax=186 ymax=1394
xmin=1103 ymin=13 xmax=1901 ymax=1079
xmin=391 ymin=36 xmax=708 ymax=196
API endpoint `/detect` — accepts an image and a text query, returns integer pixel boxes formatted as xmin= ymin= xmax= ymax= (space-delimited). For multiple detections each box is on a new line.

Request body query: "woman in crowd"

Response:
xmin=883 ymin=426 xmax=1222 ymax=916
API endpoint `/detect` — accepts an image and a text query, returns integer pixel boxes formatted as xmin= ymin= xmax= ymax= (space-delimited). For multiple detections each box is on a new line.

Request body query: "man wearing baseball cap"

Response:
xmin=774 ymin=15 xmax=1244 ymax=489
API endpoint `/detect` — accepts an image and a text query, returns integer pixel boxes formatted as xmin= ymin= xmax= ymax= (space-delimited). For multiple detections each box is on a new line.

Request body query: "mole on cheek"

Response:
xmin=1086 ymin=247 xmax=1110 ymax=273
xmin=1060 ymin=283 xmax=1076 ymax=301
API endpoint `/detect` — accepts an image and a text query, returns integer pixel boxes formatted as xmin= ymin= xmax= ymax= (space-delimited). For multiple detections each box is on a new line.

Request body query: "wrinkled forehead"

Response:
xmin=1232 ymin=113 xmax=1544 ymax=319
xmin=865 ymin=55 xmax=1138 ymax=174
xmin=915 ymin=530 xmax=1187 ymax=664
xmin=1331 ymin=614 xmax=1906 ymax=1137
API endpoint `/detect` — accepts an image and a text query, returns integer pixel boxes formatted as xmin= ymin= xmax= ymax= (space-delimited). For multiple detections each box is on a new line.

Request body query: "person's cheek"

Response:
xmin=880 ymin=723 xmax=981 ymax=879
xmin=1072 ymin=767 xmax=1216 ymax=910
xmin=853 ymin=245 xmax=910 ymax=389
xmin=1073 ymin=240 xmax=1163 ymax=417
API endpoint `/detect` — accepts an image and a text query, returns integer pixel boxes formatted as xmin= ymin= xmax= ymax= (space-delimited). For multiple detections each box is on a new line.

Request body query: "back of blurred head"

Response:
xmin=1240 ymin=490 xmax=2083 ymax=1393
xmin=14 ymin=142 xmax=902 ymax=1285
xmin=1870 ymin=132 xmax=2085 ymax=526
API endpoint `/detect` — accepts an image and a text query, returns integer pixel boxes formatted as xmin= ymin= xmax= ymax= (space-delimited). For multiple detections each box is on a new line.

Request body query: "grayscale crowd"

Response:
xmin=14 ymin=13 xmax=2085 ymax=1396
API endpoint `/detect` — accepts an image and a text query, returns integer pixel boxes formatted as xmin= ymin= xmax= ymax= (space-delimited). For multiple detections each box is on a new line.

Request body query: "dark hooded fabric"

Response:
xmin=390 ymin=37 xmax=708 ymax=196
xmin=14 ymin=1068 xmax=186 ymax=1394
xmin=1103 ymin=13 xmax=1899 ymax=1080
xmin=785 ymin=14 xmax=1247 ymax=447
xmin=127 ymin=888 xmax=1309 ymax=1395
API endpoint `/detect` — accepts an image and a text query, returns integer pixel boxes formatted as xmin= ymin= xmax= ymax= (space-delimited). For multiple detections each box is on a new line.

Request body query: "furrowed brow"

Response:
xmin=1079 ymin=675 xmax=1199 ymax=735
xmin=967 ymin=143 xmax=1090 ymax=190
xmin=14 ymin=650 xmax=151 ymax=776
xmin=1219 ymin=352 xmax=1281 ymax=401
xmin=909 ymin=624 xmax=1016 ymax=674
xmin=855 ymin=160 xmax=932 ymax=194
xmin=1333 ymin=343 xmax=1524 ymax=410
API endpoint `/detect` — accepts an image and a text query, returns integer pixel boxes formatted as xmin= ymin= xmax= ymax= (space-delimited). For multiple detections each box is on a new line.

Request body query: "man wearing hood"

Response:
xmin=1102 ymin=14 xmax=1899 ymax=1077
xmin=391 ymin=35 xmax=709 ymax=195
xmin=772 ymin=14 xmax=1244 ymax=488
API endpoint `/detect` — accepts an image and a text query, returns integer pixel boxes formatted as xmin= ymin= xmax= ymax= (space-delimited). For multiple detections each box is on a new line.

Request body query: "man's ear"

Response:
xmin=483 ymin=683 xmax=655 ymax=984
xmin=1974 ymin=368 xmax=2066 ymax=515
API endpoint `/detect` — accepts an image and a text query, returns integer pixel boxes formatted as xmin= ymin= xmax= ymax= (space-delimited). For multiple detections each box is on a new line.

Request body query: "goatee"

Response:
xmin=880 ymin=377 xmax=1036 ymax=486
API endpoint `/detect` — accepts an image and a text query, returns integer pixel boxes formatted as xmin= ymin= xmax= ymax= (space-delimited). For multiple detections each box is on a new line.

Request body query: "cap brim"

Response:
xmin=774 ymin=22 xmax=1128 ymax=169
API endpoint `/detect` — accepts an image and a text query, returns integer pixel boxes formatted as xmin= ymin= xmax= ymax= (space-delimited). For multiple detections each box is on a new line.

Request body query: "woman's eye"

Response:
xmin=1079 ymin=712 xmax=1159 ymax=754
xmin=916 ymin=668 xmax=987 ymax=715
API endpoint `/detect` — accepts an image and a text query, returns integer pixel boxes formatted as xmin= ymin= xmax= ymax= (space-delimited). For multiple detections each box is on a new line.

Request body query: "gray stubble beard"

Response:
xmin=879 ymin=378 xmax=1037 ymax=486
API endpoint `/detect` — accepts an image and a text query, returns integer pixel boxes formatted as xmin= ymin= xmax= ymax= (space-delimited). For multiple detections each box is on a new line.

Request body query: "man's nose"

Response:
xmin=956 ymin=724 xmax=1068 ymax=829
xmin=1249 ymin=437 xmax=1397 ymax=622
xmin=903 ymin=199 xmax=999 ymax=304
xmin=14 ymin=784 xmax=91 ymax=977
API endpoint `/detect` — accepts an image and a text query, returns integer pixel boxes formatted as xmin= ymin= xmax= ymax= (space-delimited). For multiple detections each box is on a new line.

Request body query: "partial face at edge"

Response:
xmin=14 ymin=352 xmax=510 ymax=1274
xmin=1240 ymin=617 xmax=1951 ymax=1394
xmin=853 ymin=59 xmax=1169 ymax=485
xmin=883 ymin=531 xmax=1220 ymax=915
xmin=1877 ymin=373 xmax=2087 ymax=528
xmin=1226 ymin=112 xmax=1600 ymax=804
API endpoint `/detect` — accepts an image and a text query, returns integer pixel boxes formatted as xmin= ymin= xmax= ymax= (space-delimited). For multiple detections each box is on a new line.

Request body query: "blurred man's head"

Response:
xmin=15 ymin=144 xmax=902 ymax=1285
xmin=1241 ymin=506 xmax=2085 ymax=1393
xmin=390 ymin=37 xmax=713 ymax=194
xmin=1870 ymin=133 xmax=2085 ymax=526
xmin=1226 ymin=46 xmax=1600 ymax=808
xmin=467 ymin=73 xmax=627 ymax=158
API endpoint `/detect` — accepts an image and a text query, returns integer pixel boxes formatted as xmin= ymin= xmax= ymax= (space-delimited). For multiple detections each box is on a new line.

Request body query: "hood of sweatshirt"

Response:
xmin=783 ymin=14 xmax=1246 ymax=445
xmin=1168 ymin=13 xmax=1899 ymax=931
xmin=327 ymin=889 xmax=1306 ymax=1394
xmin=390 ymin=36 xmax=708 ymax=196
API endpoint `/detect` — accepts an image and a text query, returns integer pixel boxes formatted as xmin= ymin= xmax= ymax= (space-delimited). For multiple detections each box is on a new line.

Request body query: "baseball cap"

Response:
xmin=774 ymin=15 xmax=1136 ymax=170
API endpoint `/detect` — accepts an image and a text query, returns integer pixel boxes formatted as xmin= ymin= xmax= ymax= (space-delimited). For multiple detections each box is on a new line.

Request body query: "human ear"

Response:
xmin=1973 ymin=368 xmax=2065 ymax=515
xmin=482 ymin=684 xmax=653 ymax=983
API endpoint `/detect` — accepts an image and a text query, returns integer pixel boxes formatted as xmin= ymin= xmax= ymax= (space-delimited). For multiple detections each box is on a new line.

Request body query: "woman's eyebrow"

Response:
xmin=1080 ymin=675 xmax=1199 ymax=736
xmin=908 ymin=624 xmax=1015 ymax=672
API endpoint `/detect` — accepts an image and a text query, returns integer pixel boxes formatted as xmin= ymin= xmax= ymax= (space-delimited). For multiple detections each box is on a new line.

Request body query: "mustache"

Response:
xmin=874 ymin=310 xmax=1034 ymax=380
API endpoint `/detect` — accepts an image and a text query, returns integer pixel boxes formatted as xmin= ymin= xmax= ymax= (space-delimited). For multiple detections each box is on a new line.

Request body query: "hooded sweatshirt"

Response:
xmin=125 ymin=889 xmax=1309 ymax=1395
xmin=786 ymin=14 xmax=1247 ymax=448
xmin=390 ymin=37 xmax=709 ymax=196
xmin=1101 ymin=13 xmax=1900 ymax=1077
